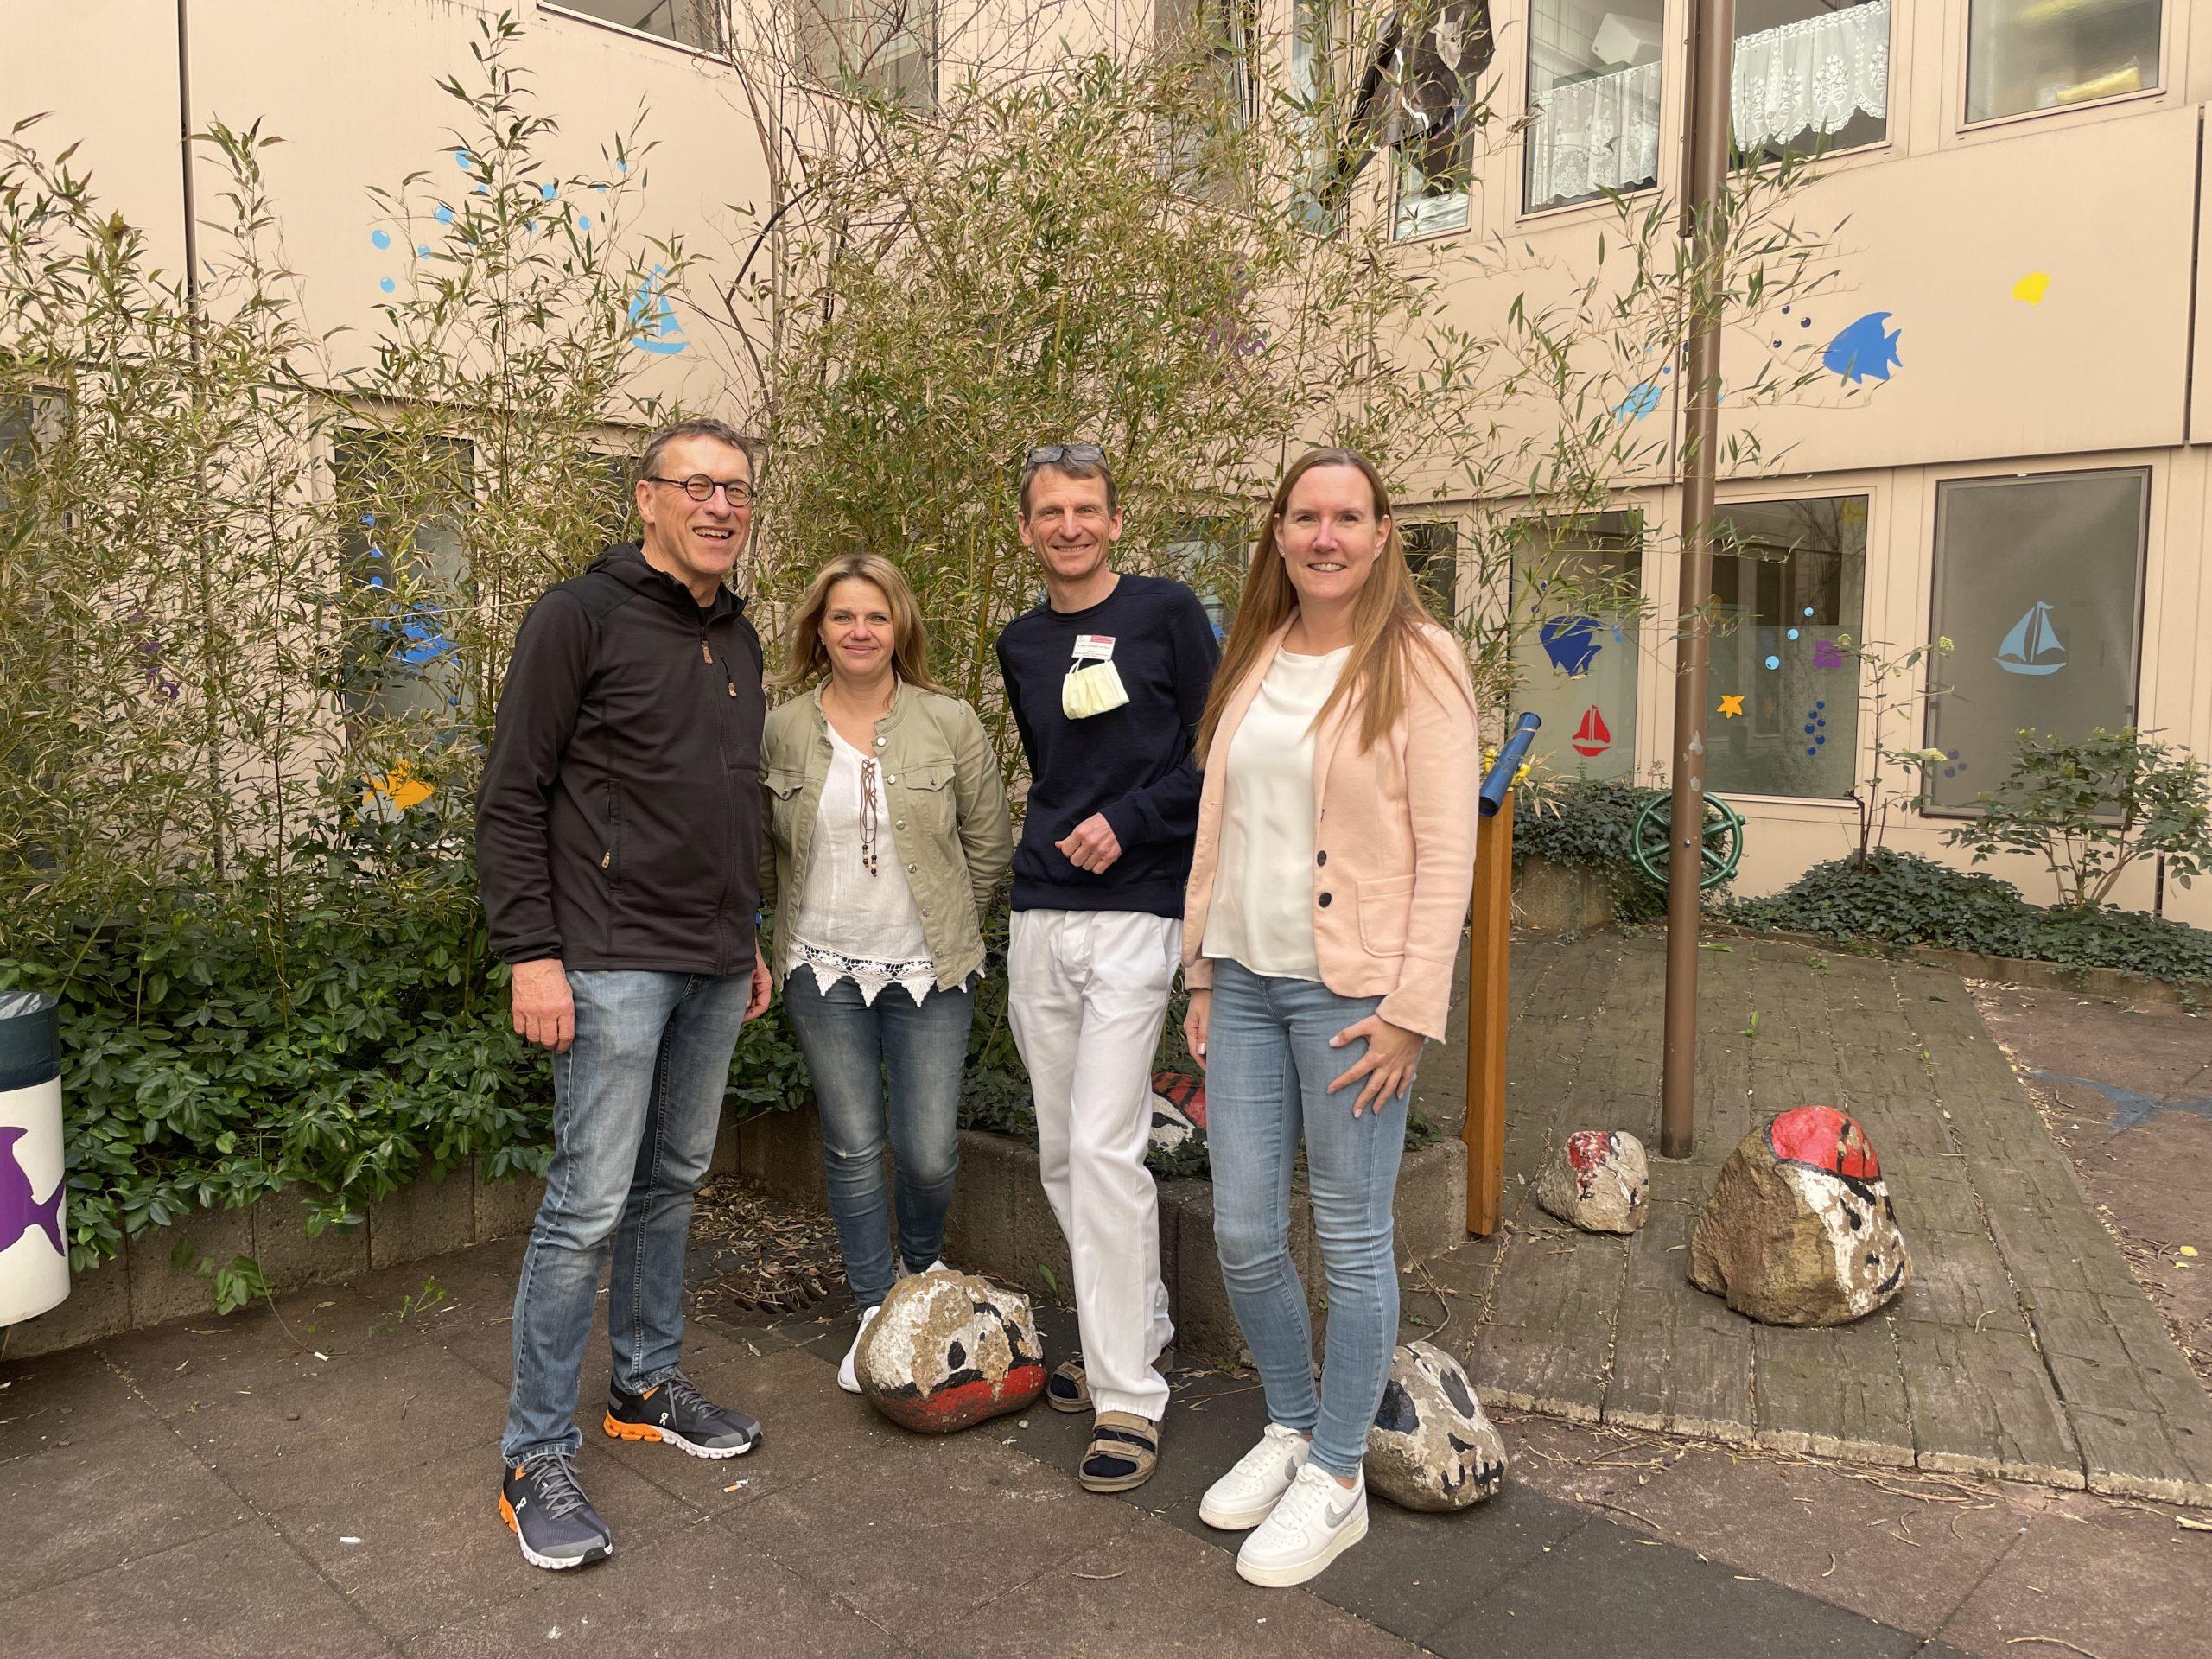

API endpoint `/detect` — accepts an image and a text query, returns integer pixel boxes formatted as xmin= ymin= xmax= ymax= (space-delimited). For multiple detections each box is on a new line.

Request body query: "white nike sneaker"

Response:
xmin=923 ymin=1258 xmax=950 ymax=1274
xmin=1235 ymin=1461 xmax=1369 ymax=1588
xmin=838 ymin=1304 xmax=881 ymax=1395
xmin=1198 ymin=1422 xmax=1313 ymax=1531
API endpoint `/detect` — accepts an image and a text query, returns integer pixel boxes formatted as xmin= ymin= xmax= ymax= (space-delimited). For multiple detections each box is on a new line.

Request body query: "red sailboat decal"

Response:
xmin=1570 ymin=705 xmax=1611 ymax=757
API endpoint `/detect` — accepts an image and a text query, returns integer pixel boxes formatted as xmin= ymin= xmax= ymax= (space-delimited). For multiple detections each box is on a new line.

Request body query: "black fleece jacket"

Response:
xmin=475 ymin=544 xmax=766 ymax=976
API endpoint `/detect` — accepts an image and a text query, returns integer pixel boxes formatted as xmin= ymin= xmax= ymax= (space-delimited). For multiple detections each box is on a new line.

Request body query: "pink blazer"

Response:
xmin=1183 ymin=620 xmax=1479 ymax=1042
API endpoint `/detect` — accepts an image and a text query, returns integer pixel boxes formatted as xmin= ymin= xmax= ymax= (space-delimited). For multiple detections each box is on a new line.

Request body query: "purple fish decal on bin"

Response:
xmin=0 ymin=1126 xmax=63 ymax=1256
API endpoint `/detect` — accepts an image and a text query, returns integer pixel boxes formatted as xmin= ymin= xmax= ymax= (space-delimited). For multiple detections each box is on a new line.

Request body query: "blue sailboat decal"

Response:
xmin=1995 ymin=601 xmax=2065 ymax=677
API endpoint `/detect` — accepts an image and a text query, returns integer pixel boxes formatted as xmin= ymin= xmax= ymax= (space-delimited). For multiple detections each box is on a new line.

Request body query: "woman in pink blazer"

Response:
xmin=1181 ymin=448 xmax=1478 ymax=1588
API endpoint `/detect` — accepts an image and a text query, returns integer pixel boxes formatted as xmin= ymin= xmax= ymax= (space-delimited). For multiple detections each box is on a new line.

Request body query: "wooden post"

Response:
xmin=1465 ymin=790 xmax=1513 ymax=1236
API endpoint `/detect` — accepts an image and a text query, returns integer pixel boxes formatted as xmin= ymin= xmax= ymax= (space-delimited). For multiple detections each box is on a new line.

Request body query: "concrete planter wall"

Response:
xmin=1515 ymin=855 xmax=1617 ymax=934
xmin=3 ymin=1158 xmax=549 ymax=1360
xmin=723 ymin=1109 xmax=1469 ymax=1366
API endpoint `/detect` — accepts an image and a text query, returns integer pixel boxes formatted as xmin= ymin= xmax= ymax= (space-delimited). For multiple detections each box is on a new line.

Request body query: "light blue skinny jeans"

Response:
xmin=1205 ymin=957 xmax=1414 ymax=1479
xmin=503 ymin=969 xmax=751 ymax=1463
xmin=783 ymin=970 xmax=974 ymax=1308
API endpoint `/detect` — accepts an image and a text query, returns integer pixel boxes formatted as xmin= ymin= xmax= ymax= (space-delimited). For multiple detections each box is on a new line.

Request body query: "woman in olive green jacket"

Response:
xmin=759 ymin=553 xmax=1014 ymax=1392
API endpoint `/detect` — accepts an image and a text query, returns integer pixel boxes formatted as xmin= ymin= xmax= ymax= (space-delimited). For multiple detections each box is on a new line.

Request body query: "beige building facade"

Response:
xmin=4 ymin=0 xmax=2208 ymax=925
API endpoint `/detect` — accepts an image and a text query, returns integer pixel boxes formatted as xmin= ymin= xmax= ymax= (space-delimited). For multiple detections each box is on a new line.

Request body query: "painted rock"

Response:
xmin=1688 ymin=1106 xmax=1912 ymax=1326
xmin=1147 ymin=1071 xmax=1207 ymax=1155
xmin=855 ymin=1269 xmax=1046 ymax=1433
xmin=1535 ymin=1128 xmax=1649 ymax=1234
xmin=1363 ymin=1341 xmax=1507 ymax=1512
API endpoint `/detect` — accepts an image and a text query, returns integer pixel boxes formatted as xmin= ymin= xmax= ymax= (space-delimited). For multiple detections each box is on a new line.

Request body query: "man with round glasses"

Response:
xmin=477 ymin=417 xmax=772 ymax=1569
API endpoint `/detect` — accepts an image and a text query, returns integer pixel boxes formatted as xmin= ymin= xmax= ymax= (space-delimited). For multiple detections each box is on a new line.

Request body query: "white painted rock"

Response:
xmin=855 ymin=1269 xmax=1046 ymax=1432
xmin=1363 ymin=1341 xmax=1507 ymax=1512
xmin=1689 ymin=1106 xmax=1912 ymax=1326
xmin=1535 ymin=1128 xmax=1649 ymax=1234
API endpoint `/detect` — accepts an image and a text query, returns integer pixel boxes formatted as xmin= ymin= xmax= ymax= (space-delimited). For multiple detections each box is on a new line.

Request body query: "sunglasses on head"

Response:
xmin=1024 ymin=443 xmax=1106 ymax=468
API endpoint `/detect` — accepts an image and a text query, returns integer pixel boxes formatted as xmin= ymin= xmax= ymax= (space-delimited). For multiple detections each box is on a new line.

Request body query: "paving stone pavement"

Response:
xmin=5 ymin=1221 xmax=2202 ymax=1656
xmin=1446 ymin=932 xmax=2212 ymax=1505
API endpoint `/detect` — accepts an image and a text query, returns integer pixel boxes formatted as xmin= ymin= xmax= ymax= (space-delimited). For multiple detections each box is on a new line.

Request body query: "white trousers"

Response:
xmin=1007 ymin=908 xmax=1179 ymax=1421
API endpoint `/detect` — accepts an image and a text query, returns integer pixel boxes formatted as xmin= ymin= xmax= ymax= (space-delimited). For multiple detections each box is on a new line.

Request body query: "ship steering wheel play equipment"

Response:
xmin=1629 ymin=789 xmax=1745 ymax=891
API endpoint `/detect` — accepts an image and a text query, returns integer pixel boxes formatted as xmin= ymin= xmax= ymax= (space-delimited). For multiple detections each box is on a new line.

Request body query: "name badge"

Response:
xmin=1071 ymin=633 xmax=1116 ymax=663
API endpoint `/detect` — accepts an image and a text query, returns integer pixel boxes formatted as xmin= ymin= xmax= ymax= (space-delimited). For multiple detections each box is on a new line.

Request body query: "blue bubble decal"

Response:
xmin=370 ymin=229 xmax=391 ymax=250
xmin=435 ymin=204 xmax=454 ymax=226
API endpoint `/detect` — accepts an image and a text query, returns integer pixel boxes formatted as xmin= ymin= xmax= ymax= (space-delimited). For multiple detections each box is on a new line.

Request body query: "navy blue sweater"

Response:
xmin=995 ymin=574 xmax=1221 ymax=917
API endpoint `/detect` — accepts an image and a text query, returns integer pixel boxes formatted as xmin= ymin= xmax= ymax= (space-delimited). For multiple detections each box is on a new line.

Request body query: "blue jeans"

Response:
xmin=503 ymin=969 xmax=752 ymax=1462
xmin=1205 ymin=958 xmax=1414 ymax=1479
xmin=783 ymin=971 xmax=973 ymax=1307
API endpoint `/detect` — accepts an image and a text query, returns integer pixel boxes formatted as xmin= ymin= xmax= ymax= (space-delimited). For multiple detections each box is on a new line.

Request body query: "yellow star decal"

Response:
xmin=1718 ymin=694 xmax=1745 ymax=719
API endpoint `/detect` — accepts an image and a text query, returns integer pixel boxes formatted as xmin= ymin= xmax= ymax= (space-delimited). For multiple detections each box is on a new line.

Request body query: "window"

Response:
xmin=586 ymin=450 xmax=639 ymax=550
xmin=1732 ymin=0 xmax=1889 ymax=164
xmin=1290 ymin=0 xmax=1340 ymax=231
xmin=1158 ymin=0 xmax=1257 ymax=197
xmin=1161 ymin=516 xmax=1244 ymax=640
xmin=1402 ymin=521 xmax=1461 ymax=620
xmin=1967 ymin=0 xmax=2161 ymax=123
xmin=544 ymin=0 xmax=723 ymax=52
xmin=1387 ymin=3 xmax=1496 ymax=238
xmin=1925 ymin=470 xmax=2146 ymax=813
xmin=1704 ymin=496 xmax=1867 ymax=800
xmin=1526 ymin=0 xmax=1663 ymax=213
xmin=1510 ymin=511 xmax=1642 ymax=780
xmin=335 ymin=434 xmax=474 ymax=726
xmin=796 ymin=0 xmax=938 ymax=110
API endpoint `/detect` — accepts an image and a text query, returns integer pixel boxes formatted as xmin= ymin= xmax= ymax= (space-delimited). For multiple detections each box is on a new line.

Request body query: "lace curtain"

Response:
xmin=1732 ymin=0 xmax=1891 ymax=154
xmin=1527 ymin=0 xmax=1890 ymax=210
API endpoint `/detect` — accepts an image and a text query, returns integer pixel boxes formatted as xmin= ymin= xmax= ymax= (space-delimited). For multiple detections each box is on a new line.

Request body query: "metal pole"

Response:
xmin=1659 ymin=0 xmax=1733 ymax=1160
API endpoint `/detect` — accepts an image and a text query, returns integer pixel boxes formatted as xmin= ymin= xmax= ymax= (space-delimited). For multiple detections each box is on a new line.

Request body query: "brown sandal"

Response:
xmin=1080 ymin=1410 xmax=1160 ymax=1492
xmin=1046 ymin=1357 xmax=1090 ymax=1414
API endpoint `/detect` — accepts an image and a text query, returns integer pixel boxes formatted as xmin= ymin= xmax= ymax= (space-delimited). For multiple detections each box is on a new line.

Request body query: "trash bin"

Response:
xmin=0 ymin=990 xmax=67 ymax=1326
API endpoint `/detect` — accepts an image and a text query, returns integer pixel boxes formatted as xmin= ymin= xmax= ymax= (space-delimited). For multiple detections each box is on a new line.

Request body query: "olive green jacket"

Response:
xmin=760 ymin=681 xmax=1014 ymax=991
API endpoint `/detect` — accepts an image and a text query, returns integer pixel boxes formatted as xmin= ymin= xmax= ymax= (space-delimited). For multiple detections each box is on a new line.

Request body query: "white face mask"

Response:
xmin=1062 ymin=660 xmax=1130 ymax=720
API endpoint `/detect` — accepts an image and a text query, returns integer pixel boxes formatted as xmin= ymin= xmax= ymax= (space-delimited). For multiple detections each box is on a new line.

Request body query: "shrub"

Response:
xmin=1944 ymin=728 xmax=2211 ymax=910
xmin=0 ymin=816 xmax=808 ymax=1271
xmin=1722 ymin=849 xmax=2212 ymax=984
xmin=1513 ymin=777 xmax=1670 ymax=924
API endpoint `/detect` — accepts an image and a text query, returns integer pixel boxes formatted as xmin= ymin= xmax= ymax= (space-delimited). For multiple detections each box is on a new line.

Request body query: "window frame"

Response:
xmin=1697 ymin=487 xmax=1875 ymax=807
xmin=1956 ymin=0 xmax=2171 ymax=135
xmin=1919 ymin=464 xmax=2152 ymax=820
xmin=1503 ymin=504 xmax=1649 ymax=779
xmin=1516 ymin=0 xmax=1674 ymax=224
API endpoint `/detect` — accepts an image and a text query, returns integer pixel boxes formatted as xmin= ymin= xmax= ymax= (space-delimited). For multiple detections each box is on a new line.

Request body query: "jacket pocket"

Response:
xmin=763 ymin=765 xmax=808 ymax=840
xmin=1355 ymin=874 xmax=1416 ymax=957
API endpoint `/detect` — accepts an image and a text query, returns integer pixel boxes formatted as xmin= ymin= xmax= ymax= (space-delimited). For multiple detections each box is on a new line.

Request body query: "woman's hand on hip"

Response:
xmin=1183 ymin=988 xmax=1211 ymax=1071
xmin=1327 ymin=1014 xmax=1423 ymax=1117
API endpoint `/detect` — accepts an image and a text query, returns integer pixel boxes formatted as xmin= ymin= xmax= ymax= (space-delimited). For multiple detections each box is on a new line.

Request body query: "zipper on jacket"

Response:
xmin=704 ymin=618 xmax=738 ymax=968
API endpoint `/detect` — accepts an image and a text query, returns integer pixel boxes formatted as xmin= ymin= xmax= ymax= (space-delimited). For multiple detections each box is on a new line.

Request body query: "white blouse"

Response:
xmin=1202 ymin=646 xmax=1348 ymax=981
xmin=786 ymin=725 xmax=937 ymax=1006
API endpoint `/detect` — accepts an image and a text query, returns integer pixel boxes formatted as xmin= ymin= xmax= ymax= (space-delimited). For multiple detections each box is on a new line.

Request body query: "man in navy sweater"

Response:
xmin=995 ymin=444 xmax=1220 ymax=1493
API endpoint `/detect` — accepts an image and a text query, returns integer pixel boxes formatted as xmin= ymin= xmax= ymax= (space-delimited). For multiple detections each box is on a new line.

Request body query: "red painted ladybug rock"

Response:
xmin=1688 ymin=1106 xmax=1912 ymax=1326
xmin=855 ymin=1270 xmax=1047 ymax=1433
xmin=1534 ymin=1128 xmax=1649 ymax=1234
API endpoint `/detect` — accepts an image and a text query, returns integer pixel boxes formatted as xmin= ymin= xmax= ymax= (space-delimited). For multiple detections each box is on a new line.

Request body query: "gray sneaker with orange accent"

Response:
xmin=604 ymin=1372 xmax=762 ymax=1459
xmin=500 ymin=1450 xmax=613 ymax=1571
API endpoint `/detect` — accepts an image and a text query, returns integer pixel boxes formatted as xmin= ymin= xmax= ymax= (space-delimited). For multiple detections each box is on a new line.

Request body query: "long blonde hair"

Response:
xmin=1197 ymin=448 xmax=1449 ymax=756
xmin=775 ymin=553 xmax=945 ymax=693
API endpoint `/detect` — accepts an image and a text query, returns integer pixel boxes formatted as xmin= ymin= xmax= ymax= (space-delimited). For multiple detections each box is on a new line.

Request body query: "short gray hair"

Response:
xmin=637 ymin=418 xmax=755 ymax=484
